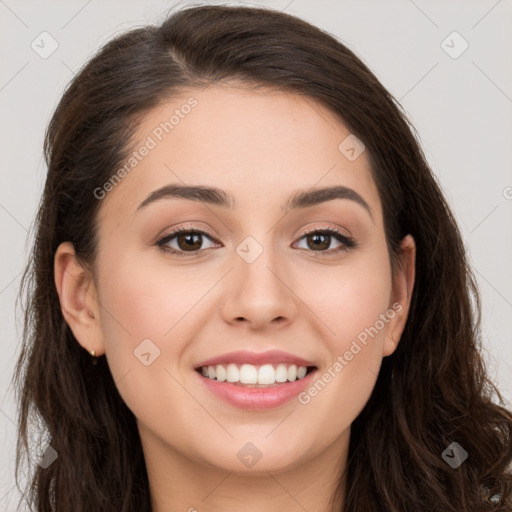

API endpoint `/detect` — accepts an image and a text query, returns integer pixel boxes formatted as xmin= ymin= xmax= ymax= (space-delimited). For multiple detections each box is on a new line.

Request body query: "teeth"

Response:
xmin=226 ymin=364 xmax=239 ymax=383
xmin=199 ymin=363 xmax=311 ymax=385
xmin=258 ymin=364 xmax=276 ymax=385
xmin=240 ymin=364 xmax=258 ymax=384
xmin=287 ymin=365 xmax=297 ymax=381
xmin=215 ymin=364 xmax=226 ymax=382
xmin=275 ymin=364 xmax=288 ymax=382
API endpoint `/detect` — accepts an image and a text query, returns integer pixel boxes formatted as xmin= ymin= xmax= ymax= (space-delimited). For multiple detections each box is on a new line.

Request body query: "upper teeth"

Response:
xmin=200 ymin=363 xmax=308 ymax=385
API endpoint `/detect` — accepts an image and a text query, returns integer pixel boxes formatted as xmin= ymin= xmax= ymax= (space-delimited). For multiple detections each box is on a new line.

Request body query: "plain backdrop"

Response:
xmin=1 ymin=0 xmax=511 ymax=509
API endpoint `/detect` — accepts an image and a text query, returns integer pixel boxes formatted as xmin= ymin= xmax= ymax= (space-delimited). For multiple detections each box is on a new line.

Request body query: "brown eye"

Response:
xmin=176 ymin=232 xmax=202 ymax=251
xmin=306 ymin=232 xmax=331 ymax=251
xmin=156 ymin=228 xmax=219 ymax=255
xmin=295 ymin=228 xmax=356 ymax=254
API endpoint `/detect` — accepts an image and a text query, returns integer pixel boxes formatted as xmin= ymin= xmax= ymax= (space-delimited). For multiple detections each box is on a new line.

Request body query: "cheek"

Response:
xmin=297 ymin=297 xmax=390 ymax=445
xmin=305 ymin=252 xmax=392 ymax=353
xmin=297 ymin=249 xmax=392 ymax=414
xmin=94 ymin=252 xmax=203 ymax=396
xmin=95 ymin=252 xmax=204 ymax=428
xmin=97 ymin=252 xmax=205 ymax=344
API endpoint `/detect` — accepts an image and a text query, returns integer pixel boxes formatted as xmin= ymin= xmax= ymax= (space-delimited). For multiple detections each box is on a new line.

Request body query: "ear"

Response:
xmin=382 ymin=234 xmax=416 ymax=356
xmin=54 ymin=241 xmax=105 ymax=356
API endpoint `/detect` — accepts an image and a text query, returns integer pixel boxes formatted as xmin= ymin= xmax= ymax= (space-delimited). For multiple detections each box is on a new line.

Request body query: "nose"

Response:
xmin=220 ymin=242 xmax=299 ymax=331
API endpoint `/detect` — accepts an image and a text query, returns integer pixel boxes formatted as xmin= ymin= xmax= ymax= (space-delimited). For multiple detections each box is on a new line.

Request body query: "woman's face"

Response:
xmin=57 ymin=84 xmax=415 ymax=475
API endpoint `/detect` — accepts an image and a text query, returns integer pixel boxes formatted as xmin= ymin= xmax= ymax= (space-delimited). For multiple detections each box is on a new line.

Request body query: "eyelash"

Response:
xmin=155 ymin=226 xmax=357 ymax=257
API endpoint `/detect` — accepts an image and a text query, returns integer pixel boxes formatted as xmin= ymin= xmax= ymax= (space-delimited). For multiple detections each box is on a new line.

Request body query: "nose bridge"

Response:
xmin=221 ymin=230 xmax=298 ymax=327
xmin=235 ymin=231 xmax=285 ymax=295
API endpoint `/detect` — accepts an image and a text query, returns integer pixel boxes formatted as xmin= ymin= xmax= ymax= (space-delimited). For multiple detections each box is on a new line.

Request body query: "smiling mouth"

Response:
xmin=195 ymin=363 xmax=317 ymax=387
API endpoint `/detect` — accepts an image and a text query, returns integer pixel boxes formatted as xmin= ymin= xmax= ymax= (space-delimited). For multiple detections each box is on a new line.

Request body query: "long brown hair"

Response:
xmin=13 ymin=4 xmax=512 ymax=511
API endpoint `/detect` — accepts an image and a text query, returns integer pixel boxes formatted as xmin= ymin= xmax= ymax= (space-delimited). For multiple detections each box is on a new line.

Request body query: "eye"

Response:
xmin=156 ymin=227 xmax=220 ymax=256
xmin=294 ymin=227 xmax=356 ymax=254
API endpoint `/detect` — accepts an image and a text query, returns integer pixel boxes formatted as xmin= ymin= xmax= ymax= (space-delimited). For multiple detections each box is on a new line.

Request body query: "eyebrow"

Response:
xmin=136 ymin=184 xmax=374 ymax=222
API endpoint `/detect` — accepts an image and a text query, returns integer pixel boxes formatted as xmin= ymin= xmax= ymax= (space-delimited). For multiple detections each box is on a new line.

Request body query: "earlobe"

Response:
xmin=54 ymin=242 xmax=105 ymax=356
xmin=382 ymin=334 xmax=398 ymax=357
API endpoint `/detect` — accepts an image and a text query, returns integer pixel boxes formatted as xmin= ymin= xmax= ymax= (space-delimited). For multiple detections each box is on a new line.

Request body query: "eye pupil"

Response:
xmin=308 ymin=233 xmax=330 ymax=251
xmin=178 ymin=233 xmax=202 ymax=251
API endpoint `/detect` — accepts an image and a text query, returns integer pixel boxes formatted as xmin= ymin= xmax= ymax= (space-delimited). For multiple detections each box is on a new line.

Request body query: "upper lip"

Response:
xmin=194 ymin=350 xmax=317 ymax=370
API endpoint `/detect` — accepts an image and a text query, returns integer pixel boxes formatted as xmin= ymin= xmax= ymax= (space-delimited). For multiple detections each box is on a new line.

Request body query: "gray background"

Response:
xmin=1 ymin=0 xmax=511 ymax=509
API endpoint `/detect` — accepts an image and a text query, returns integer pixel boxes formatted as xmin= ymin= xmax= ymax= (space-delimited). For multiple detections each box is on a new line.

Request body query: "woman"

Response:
xmin=13 ymin=4 xmax=512 ymax=511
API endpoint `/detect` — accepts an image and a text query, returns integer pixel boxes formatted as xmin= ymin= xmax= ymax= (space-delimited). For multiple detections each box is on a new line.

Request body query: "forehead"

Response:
xmin=98 ymin=84 xmax=381 ymax=222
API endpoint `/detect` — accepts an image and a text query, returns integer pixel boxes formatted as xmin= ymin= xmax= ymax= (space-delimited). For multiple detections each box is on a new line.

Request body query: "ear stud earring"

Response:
xmin=89 ymin=348 xmax=98 ymax=365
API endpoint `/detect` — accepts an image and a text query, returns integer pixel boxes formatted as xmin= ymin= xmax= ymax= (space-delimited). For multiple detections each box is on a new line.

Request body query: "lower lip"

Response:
xmin=195 ymin=369 xmax=318 ymax=409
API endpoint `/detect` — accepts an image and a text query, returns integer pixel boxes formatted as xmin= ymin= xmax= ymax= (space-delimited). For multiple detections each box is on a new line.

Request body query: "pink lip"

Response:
xmin=194 ymin=350 xmax=316 ymax=369
xmin=195 ymin=368 xmax=318 ymax=409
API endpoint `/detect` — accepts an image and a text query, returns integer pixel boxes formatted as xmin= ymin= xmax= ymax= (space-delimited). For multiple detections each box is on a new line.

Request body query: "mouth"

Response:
xmin=194 ymin=363 xmax=319 ymax=409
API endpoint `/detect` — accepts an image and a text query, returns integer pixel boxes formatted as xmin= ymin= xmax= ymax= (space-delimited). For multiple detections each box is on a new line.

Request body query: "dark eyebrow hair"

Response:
xmin=136 ymin=184 xmax=374 ymax=222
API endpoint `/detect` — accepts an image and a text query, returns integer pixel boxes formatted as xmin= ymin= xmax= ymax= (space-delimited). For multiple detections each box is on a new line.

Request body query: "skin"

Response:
xmin=54 ymin=83 xmax=416 ymax=512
